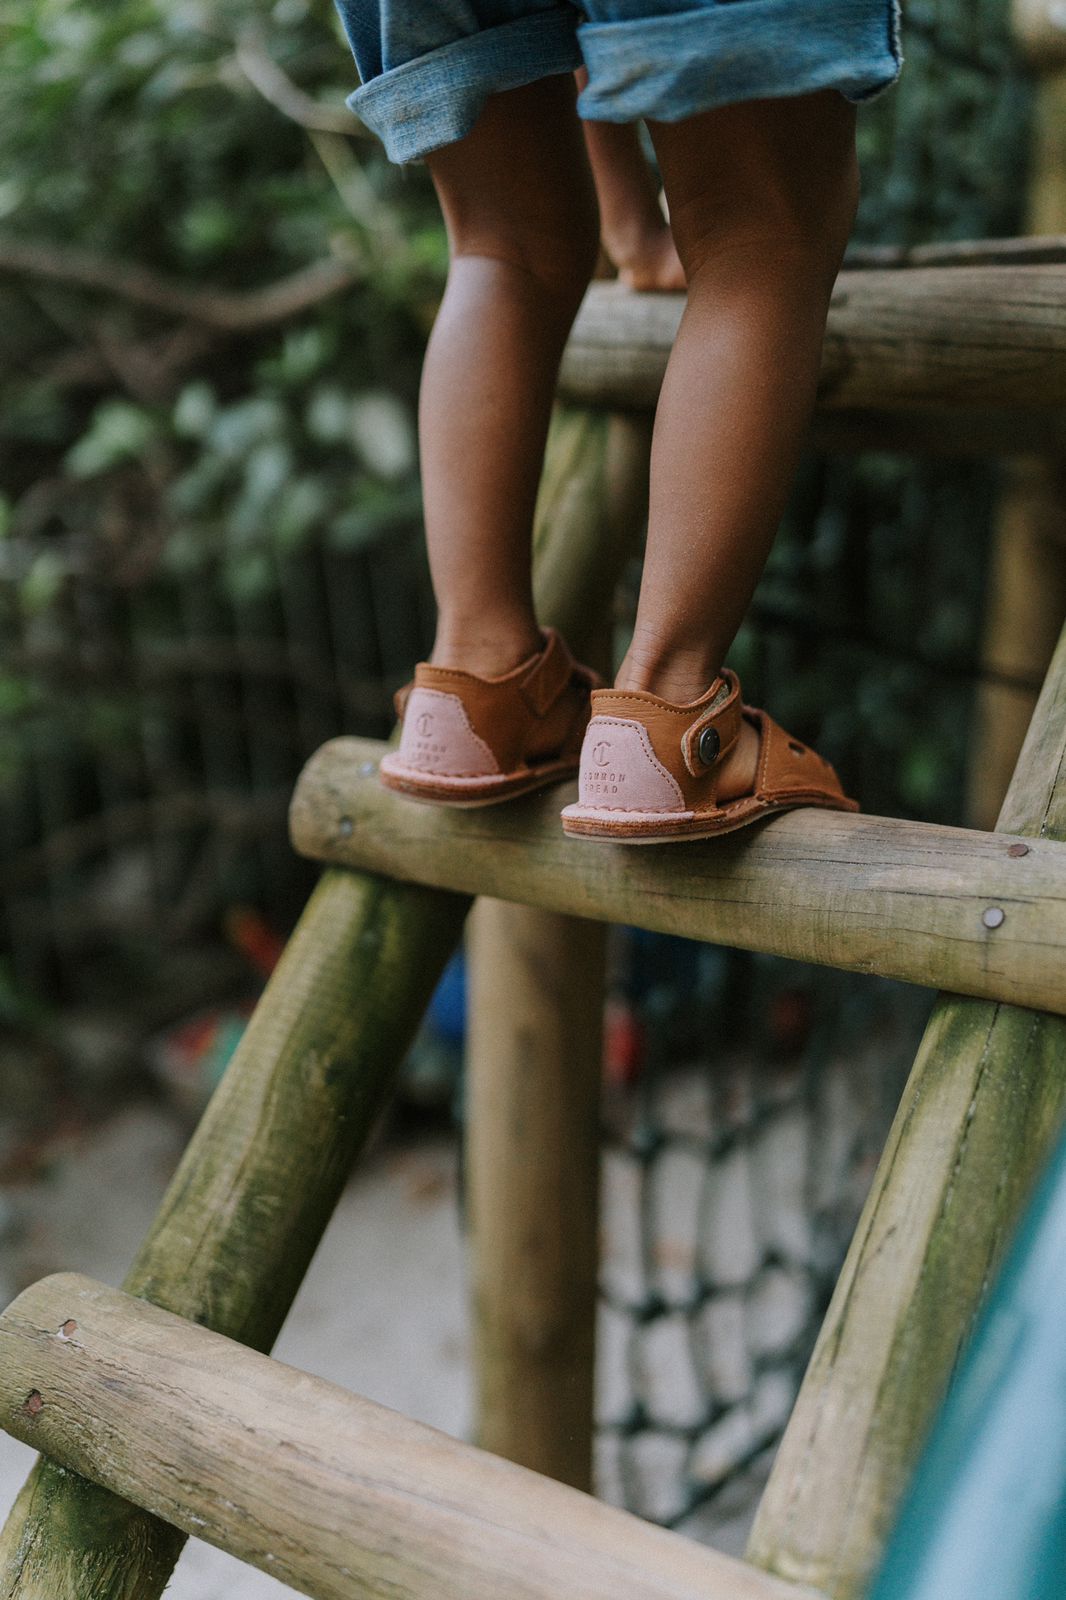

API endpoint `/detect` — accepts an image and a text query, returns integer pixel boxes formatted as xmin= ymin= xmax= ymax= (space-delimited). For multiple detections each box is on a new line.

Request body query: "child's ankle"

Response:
xmin=614 ymin=643 xmax=724 ymax=706
xmin=429 ymin=618 xmax=544 ymax=679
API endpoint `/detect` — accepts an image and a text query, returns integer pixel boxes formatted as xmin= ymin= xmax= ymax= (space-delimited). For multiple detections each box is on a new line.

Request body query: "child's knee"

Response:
xmin=452 ymin=211 xmax=600 ymax=310
xmin=427 ymin=77 xmax=600 ymax=311
xmin=671 ymin=154 xmax=858 ymax=288
xmin=656 ymin=93 xmax=859 ymax=283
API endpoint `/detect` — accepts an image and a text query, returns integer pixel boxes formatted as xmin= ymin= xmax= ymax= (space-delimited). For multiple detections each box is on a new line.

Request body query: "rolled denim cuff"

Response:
xmin=347 ymin=11 xmax=583 ymax=164
xmin=576 ymin=0 xmax=903 ymax=123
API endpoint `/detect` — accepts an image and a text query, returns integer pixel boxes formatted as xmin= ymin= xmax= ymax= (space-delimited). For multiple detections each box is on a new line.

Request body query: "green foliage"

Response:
xmin=0 ymin=0 xmax=442 ymax=601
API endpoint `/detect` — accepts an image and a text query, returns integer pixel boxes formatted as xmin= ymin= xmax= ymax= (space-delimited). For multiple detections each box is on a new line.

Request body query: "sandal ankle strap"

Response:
xmin=680 ymin=668 xmax=744 ymax=779
xmin=515 ymin=627 xmax=576 ymax=718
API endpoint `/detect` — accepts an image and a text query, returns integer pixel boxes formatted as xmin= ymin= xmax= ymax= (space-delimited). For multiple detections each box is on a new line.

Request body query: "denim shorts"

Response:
xmin=335 ymin=0 xmax=903 ymax=165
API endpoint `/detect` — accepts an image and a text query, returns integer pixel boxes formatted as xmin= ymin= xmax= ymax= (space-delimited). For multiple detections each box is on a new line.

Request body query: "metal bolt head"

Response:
xmin=697 ymin=725 xmax=721 ymax=766
xmin=982 ymin=906 xmax=1005 ymax=930
xmin=1007 ymin=842 xmax=1030 ymax=858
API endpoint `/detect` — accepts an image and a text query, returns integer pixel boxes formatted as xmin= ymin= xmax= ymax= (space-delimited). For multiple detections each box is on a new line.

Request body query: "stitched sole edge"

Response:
xmin=561 ymin=793 xmax=861 ymax=842
xmin=380 ymin=758 xmax=580 ymax=807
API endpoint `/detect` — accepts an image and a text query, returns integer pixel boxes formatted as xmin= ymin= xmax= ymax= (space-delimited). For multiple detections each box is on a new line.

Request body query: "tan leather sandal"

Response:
xmin=560 ymin=666 xmax=859 ymax=842
xmin=379 ymin=626 xmax=602 ymax=806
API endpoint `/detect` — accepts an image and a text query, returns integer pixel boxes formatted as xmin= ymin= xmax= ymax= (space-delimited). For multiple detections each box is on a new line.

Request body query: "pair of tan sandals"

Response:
xmin=379 ymin=626 xmax=859 ymax=842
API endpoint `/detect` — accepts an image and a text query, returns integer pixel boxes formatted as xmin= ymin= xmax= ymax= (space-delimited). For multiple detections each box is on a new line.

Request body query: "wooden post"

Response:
xmin=0 ymin=1274 xmax=818 ymax=1600
xmin=0 ymin=866 xmax=470 ymax=1598
xmin=966 ymin=12 xmax=1066 ymax=829
xmin=745 ymin=616 xmax=1066 ymax=1599
xmin=466 ymin=900 xmax=605 ymax=1487
xmin=467 ymin=406 xmax=651 ymax=1489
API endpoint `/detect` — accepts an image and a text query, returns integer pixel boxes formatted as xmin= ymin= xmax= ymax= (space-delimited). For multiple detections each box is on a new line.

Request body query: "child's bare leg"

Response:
xmin=575 ymin=67 xmax=684 ymax=292
xmin=420 ymin=76 xmax=599 ymax=677
xmin=616 ymin=90 xmax=859 ymax=796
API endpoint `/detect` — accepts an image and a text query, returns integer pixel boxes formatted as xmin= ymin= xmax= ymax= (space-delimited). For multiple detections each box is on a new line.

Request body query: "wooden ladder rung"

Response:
xmin=291 ymin=735 xmax=1065 ymax=1015
xmin=0 ymin=1274 xmax=823 ymax=1600
xmin=559 ymin=267 xmax=1066 ymax=417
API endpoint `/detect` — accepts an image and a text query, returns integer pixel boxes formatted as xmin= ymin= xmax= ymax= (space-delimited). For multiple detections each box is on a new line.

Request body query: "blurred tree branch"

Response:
xmin=40 ymin=326 xmax=215 ymax=399
xmin=234 ymin=28 xmax=370 ymax=138
xmin=0 ymin=239 xmax=362 ymax=329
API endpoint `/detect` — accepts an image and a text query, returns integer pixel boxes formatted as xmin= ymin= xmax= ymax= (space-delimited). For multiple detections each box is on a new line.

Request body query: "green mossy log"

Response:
xmin=746 ymin=616 xmax=1066 ymax=1599
xmin=0 ymin=869 xmax=469 ymax=1597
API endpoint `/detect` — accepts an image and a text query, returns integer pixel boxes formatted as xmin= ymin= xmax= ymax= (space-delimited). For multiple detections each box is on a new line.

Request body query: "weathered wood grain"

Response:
xmin=467 ymin=899 xmax=605 ymax=1484
xmin=0 ymin=868 xmax=470 ymax=1598
xmin=0 ymin=1274 xmax=825 ymax=1600
xmin=846 ymin=232 xmax=1066 ymax=268
xmin=559 ymin=268 xmax=1066 ymax=413
xmin=746 ymin=616 xmax=1066 ymax=1598
xmin=291 ymin=737 xmax=1066 ymax=1016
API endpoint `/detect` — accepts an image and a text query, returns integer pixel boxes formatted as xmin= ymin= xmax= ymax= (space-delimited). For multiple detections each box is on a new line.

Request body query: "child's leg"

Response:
xmin=420 ymin=76 xmax=600 ymax=678
xmin=616 ymin=90 xmax=859 ymax=793
xmin=574 ymin=66 xmax=684 ymax=292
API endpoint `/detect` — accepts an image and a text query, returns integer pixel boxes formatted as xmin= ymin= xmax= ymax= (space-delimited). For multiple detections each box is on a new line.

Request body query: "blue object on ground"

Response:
xmin=427 ymin=949 xmax=466 ymax=1045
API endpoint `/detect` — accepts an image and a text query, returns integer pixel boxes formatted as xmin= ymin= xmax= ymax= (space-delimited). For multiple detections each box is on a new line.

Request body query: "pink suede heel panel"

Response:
xmin=398 ymin=688 xmax=500 ymax=777
xmin=577 ymin=717 xmax=686 ymax=812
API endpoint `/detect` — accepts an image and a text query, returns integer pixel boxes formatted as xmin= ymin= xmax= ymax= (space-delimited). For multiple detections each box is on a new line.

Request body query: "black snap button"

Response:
xmin=697 ymin=725 xmax=720 ymax=766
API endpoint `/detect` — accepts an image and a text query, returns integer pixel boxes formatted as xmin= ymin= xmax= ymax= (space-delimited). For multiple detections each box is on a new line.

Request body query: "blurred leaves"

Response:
xmin=66 ymin=400 xmax=159 ymax=476
xmin=0 ymin=0 xmax=443 ymax=602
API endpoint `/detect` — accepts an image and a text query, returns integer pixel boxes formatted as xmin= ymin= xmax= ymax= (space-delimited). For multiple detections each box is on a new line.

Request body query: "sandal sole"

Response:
xmin=561 ymin=793 xmax=860 ymax=843
xmin=380 ymin=758 xmax=580 ymax=808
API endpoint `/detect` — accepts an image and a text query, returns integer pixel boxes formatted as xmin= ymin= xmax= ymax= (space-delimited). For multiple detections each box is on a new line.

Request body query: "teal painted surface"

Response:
xmin=870 ymin=1121 xmax=1066 ymax=1600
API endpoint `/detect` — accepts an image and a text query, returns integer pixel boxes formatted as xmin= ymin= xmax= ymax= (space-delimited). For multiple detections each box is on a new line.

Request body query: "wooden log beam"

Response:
xmin=467 ymin=409 xmax=650 ymax=1491
xmin=0 ymin=868 xmax=470 ymax=1598
xmin=467 ymin=899 xmax=606 ymax=1485
xmin=845 ymin=232 xmax=1066 ymax=268
xmin=745 ymin=616 xmax=1066 ymax=1598
xmin=291 ymin=736 xmax=1066 ymax=1016
xmin=558 ymin=268 xmax=1066 ymax=414
xmin=0 ymin=1274 xmax=822 ymax=1600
